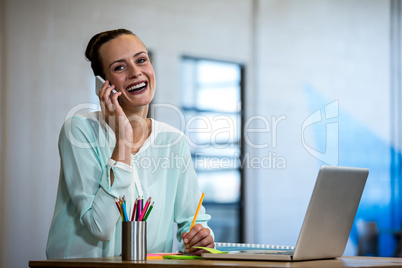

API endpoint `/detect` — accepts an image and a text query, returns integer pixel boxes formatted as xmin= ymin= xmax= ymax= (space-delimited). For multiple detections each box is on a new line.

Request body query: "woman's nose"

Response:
xmin=128 ymin=64 xmax=141 ymax=78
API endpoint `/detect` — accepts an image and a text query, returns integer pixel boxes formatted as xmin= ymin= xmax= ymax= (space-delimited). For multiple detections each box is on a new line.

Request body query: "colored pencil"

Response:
xmin=143 ymin=202 xmax=154 ymax=221
xmin=121 ymin=200 xmax=129 ymax=222
xmin=131 ymin=198 xmax=138 ymax=222
xmin=138 ymin=198 xmax=142 ymax=221
xmin=115 ymin=198 xmax=121 ymax=212
xmin=119 ymin=199 xmax=125 ymax=221
xmin=190 ymin=193 xmax=205 ymax=231
xmin=115 ymin=198 xmax=124 ymax=221
xmin=139 ymin=197 xmax=152 ymax=221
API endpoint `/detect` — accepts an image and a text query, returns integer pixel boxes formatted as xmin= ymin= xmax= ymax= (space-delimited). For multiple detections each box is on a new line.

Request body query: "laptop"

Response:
xmin=202 ymin=165 xmax=369 ymax=261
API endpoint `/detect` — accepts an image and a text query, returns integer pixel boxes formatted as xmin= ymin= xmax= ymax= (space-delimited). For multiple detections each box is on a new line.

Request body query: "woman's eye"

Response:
xmin=137 ymin=58 xmax=146 ymax=64
xmin=114 ymin=65 xmax=125 ymax=72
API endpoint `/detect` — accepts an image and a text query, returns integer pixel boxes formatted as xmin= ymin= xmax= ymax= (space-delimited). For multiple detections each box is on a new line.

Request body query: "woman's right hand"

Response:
xmin=99 ymin=80 xmax=133 ymax=164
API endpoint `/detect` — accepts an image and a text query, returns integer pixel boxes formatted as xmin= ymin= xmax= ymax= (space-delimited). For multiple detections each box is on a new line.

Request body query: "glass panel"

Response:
xmin=193 ymin=154 xmax=241 ymax=171
xmin=193 ymin=146 xmax=241 ymax=158
xmin=197 ymin=170 xmax=241 ymax=203
xmin=204 ymin=204 xmax=240 ymax=242
xmin=184 ymin=112 xmax=240 ymax=146
xmin=181 ymin=60 xmax=196 ymax=108
xmin=181 ymin=57 xmax=243 ymax=243
xmin=197 ymin=86 xmax=241 ymax=112
xmin=197 ymin=61 xmax=240 ymax=84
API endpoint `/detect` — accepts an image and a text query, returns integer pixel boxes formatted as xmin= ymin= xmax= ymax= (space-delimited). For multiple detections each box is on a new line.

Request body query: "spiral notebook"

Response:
xmin=215 ymin=242 xmax=294 ymax=252
xmin=203 ymin=166 xmax=369 ymax=261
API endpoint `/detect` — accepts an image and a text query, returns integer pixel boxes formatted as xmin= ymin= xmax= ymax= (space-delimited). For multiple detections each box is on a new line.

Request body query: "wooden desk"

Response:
xmin=29 ymin=256 xmax=402 ymax=268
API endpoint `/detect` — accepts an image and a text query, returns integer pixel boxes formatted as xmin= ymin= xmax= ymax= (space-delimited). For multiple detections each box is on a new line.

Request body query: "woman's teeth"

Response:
xmin=127 ymin=82 xmax=147 ymax=92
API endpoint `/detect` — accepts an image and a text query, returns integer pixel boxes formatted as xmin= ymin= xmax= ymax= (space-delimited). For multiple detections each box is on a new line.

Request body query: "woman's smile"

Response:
xmin=126 ymin=81 xmax=148 ymax=95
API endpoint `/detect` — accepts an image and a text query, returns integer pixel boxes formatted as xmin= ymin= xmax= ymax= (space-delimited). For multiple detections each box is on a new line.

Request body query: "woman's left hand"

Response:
xmin=181 ymin=224 xmax=214 ymax=255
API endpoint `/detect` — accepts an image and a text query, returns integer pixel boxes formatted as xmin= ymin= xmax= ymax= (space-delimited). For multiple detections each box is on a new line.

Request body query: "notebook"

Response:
xmin=203 ymin=165 xmax=369 ymax=261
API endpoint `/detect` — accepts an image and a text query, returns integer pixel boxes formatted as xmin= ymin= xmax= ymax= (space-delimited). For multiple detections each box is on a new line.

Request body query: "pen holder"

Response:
xmin=122 ymin=221 xmax=147 ymax=261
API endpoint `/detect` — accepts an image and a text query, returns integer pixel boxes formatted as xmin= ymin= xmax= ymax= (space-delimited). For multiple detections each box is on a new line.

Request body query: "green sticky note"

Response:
xmin=193 ymin=247 xmax=228 ymax=254
xmin=163 ymin=255 xmax=203 ymax=260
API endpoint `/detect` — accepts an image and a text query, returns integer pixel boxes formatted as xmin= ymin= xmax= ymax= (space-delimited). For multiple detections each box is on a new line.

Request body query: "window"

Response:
xmin=181 ymin=57 xmax=244 ymax=242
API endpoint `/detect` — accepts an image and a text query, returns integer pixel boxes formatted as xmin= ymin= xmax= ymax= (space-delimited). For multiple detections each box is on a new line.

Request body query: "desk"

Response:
xmin=29 ymin=256 xmax=402 ymax=268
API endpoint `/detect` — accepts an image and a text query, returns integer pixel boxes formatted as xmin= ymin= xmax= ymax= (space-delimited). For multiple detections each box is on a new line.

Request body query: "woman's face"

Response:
xmin=99 ymin=34 xmax=155 ymax=112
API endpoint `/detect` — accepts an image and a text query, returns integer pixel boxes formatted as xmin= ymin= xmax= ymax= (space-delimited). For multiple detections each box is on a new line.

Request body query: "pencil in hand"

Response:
xmin=190 ymin=193 xmax=205 ymax=231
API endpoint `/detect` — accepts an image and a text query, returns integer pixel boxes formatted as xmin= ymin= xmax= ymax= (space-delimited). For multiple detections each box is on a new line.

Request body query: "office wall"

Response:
xmin=0 ymin=1 xmax=5 ymax=265
xmin=0 ymin=0 xmax=394 ymax=267
xmin=253 ymin=0 xmax=391 ymax=254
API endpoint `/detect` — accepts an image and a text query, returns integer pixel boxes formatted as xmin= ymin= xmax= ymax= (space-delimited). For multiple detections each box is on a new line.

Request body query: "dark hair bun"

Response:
xmin=85 ymin=33 xmax=103 ymax=62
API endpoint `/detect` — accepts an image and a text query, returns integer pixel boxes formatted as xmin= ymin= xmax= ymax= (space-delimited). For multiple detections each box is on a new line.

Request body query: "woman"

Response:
xmin=46 ymin=29 xmax=214 ymax=259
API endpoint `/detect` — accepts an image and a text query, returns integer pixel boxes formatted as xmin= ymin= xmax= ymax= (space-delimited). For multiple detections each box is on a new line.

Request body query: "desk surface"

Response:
xmin=29 ymin=256 xmax=402 ymax=268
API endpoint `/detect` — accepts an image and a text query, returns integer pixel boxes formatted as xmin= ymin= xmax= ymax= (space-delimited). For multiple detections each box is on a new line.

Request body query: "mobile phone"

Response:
xmin=95 ymin=75 xmax=117 ymax=97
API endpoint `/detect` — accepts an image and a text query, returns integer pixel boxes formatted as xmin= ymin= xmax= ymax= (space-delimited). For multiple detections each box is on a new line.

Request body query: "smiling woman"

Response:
xmin=99 ymin=35 xmax=155 ymax=111
xmin=45 ymin=29 xmax=215 ymax=259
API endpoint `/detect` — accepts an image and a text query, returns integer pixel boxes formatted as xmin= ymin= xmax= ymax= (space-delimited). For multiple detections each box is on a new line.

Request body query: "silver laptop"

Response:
xmin=202 ymin=166 xmax=369 ymax=261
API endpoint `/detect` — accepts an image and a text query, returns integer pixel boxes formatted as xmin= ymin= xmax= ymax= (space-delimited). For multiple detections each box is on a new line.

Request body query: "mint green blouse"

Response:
xmin=46 ymin=112 xmax=213 ymax=259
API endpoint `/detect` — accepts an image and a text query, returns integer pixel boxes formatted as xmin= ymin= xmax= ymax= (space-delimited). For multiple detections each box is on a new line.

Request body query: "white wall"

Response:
xmin=0 ymin=0 xmax=5 ymax=265
xmin=253 ymin=0 xmax=390 ymax=249
xmin=0 ymin=0 xmax=393 ymax=267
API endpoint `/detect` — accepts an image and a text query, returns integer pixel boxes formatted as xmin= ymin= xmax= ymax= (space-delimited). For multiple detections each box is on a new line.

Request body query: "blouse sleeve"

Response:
xmin=59 ymin=115 xmax=132 ymax=241
xmin=173 ymin=138 xmax=214 ymax=251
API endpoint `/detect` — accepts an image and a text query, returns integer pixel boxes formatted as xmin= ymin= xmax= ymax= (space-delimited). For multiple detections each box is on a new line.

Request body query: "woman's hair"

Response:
xmin=85 ymin=29 xmax=141 ymax=77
